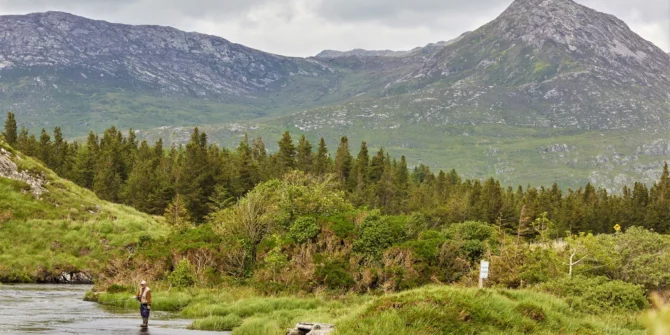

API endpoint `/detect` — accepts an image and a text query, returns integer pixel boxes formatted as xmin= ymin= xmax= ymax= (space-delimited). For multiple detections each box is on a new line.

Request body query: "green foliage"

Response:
xmin=444 ymin=221 xmax=493 ymax=262
xmin=353 ymin=213 xmax=407 ymax=261
xmin=288 ymin=217 xmax=320 ymax=244
xmin=315 ymin=259 xmax=355 ymax=290
xmin=324 ymin=214 xmax=356 ymax=239
xmin=3 ymin=112 xmax=17 ymax=146
xmin=538 ymin=276 xmax=648 ymax=314
xmin=164 ymin=194 xmax=192 ymax=227
xmin=169 ymin=259 xmax=197 ymax=288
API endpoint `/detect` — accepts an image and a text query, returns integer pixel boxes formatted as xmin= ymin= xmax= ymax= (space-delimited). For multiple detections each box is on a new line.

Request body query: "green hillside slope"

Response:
xmin=0 ymin=137 xmax=167 ymax=282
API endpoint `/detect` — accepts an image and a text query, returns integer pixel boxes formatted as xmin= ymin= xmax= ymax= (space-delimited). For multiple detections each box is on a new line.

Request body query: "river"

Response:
xmin=0 ymin=284 xmax=229 ymax=334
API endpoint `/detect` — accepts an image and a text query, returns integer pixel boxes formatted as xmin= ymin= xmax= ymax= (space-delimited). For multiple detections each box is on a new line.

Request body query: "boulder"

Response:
xmin=286 ymin=323 xmax=335 ymax=335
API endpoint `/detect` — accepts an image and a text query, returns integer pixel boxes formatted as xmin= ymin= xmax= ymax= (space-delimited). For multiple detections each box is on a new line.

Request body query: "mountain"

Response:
xmin=0 ymin=11 xmax=342 ymax=133
xmin=1 ymin=0 xmax=670 ymax=190
xmin=316 ymin=49 xmax=410 ymax=58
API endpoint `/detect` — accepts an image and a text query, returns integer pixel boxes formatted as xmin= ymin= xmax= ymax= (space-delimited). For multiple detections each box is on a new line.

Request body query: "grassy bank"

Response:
xmin=91 ymin=285 xmax=645 ymax=334
xmin=0 ymin=140 xmax=168 ymax=282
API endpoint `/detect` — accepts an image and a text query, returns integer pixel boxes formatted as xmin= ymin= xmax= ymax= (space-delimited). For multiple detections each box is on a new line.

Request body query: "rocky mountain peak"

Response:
xmin=487 ymin=0 xmax=669 ymax=72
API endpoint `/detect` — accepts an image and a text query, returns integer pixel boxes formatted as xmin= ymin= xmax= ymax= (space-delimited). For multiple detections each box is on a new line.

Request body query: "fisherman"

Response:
xmin=135 ymin=280 xmax=152 ymax=328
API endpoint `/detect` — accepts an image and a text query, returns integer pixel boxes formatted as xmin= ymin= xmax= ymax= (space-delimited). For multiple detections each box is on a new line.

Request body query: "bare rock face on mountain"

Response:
xmin=336 ymin=0 xmax=670 ymax=131
xmin=0 ymin=11 xmax=331 ymax=97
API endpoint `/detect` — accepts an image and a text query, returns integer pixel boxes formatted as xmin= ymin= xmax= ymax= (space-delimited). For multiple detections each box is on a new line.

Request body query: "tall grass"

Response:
xmin=94 ymin=284 xmax=645 ymax=334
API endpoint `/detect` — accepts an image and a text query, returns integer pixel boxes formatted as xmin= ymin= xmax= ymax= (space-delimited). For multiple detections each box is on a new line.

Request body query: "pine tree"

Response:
xmin=51 ymin=127 xmax=67 ymax=175
xmin=176 ymin=128 xmax=210 ymax=222
xmin=165 ymin=194 xmax=192 ymax=227
xmin=296 ymin=135 xmax=313 ymax=173
xmin=313 ymin=138 xmax=330 ymax=175
xmin=368 ymin=148 xmax=385 ymax=183
xmin=3 ymin=112 xmax=17 ymax=146
xmin=38 ymin=129 xmax=52 ymax=166
xmin=334 ymin=136 xmax=352 ymax=184
xmin=277 ymin=131 xmax=296 ymax=174
xmin=72 ymin=132 xmax=99 ymax=188
xmin=121 ymin=140 xmax=155 ymax=212
xmin=355 ymin=141 xmax=369 ymax=190
xmin=235 ymin=135 xmax=258 ymax=196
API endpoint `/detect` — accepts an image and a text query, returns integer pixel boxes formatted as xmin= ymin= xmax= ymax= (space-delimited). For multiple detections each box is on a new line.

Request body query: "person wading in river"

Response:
xmin=135 ymin=280 xmax=152 ymax=328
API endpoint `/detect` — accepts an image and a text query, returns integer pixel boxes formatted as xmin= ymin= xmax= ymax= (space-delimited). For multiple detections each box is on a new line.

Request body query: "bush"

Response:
xmin=354 ymin=213 xmax=407 ymax=261
xmin=288 ymin=217 xmax=320 ymax=244
xmin=169 ymin=259 xmax=196 ymax=288
xmin=325 ymin=214 xmax=356 ymax=239
xmin=315 ymin=259 xmax=355 ymax=290
xmin=444 ymin=221 xmax=494 ymax=263
xmin=538 ymin=276 xmax=648 ymax=314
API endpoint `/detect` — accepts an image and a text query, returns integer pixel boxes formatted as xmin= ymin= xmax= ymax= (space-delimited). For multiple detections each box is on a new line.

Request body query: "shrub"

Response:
xmin=325 ymin=214 xmax=356 ymax=239
xmin=168 ymin=259 xmax=196 ymax=288
xmin=315 ymin=259 xmax=355 ymax=290
xmin=444 ymin=221 xmax=494 ymax=263
xmin=288 ymin=217 xmax=320 ymax=244
xmin=354 ymin=213 xmax=407 ymax=261
xmin=538 ymin=276 xmax=648 ymax=314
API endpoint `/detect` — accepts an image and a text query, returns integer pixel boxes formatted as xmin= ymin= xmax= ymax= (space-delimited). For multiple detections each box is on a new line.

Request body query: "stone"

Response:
xmin=286 ymin=323 xmax=335 ymax=335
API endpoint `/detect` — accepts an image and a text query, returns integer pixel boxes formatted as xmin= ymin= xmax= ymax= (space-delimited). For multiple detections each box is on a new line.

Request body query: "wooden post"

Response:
xmin=478 ymin=276 xmax=483 ymax=289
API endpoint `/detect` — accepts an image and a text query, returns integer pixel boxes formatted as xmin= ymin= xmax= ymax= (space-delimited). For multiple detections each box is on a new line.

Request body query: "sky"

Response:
xmin=0 ymin=0 xmax=667 ymax=57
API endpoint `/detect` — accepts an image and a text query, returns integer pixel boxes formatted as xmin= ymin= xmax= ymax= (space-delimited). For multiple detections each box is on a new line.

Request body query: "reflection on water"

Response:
xmin=0 ymin=284 xmax=228 ymax=334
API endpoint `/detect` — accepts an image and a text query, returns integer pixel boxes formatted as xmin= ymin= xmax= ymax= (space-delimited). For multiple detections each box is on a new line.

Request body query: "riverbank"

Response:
xmin=90 ymin=284 xmax=646 ymax=334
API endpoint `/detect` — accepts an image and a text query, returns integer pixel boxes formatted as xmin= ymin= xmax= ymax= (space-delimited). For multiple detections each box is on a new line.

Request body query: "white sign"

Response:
xmin=479 ymin=260 xmax=489 ymax=279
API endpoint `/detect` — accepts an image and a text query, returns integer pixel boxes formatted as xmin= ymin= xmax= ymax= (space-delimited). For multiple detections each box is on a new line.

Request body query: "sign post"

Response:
xmin=479 ymin=260 xmax=489 ymax=289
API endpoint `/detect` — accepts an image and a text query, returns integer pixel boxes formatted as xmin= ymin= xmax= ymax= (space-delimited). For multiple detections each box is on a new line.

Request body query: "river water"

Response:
xmin=0 ymin=284 xmax=229 ymax=334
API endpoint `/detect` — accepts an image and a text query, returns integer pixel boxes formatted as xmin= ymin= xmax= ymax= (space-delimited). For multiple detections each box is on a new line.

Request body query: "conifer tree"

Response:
xmin=51 ymin=127 xmax=67 ymax=175
xmin=38 ymin=129 xmax=52 ymax=166
xmin=355 ymin=141 xmax=370 ymax=190
xmin=165 ymin=194 xmax=192 ymax=227
xmin=277 ymin=131 xmax=296 ymax=174
xmin=3 ymin=112 xmax=17 ymax=146
xmin=72 ymin=132 xmax=99 ymax=189
xmin=313 ymin=138 xmax=330 ymax=175
xmin=334 ymin=136 xmax=352 ymax=184
xmin=122 ymin=140 xmax=155 ymax=212
xmin=296 ymin=135 xmax=313 ymax=173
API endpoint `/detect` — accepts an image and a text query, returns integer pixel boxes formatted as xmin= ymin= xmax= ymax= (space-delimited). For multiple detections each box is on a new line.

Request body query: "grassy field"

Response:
xmin=91 ymin=285 xmax=645 ymax=334
xmin=0 ymin=139 xmax=168 ymax=282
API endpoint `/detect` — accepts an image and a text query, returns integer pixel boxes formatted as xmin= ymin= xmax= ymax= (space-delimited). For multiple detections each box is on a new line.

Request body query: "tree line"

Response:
xmin=4 ymin=111 xmax=670 ymax=236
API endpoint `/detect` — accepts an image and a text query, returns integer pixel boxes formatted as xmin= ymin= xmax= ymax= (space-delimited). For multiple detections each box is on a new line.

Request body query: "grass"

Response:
xmin=92 ymin=284 xmax=645 ymax=334
xmin=0 ymin=139 xmax=168 ymax=282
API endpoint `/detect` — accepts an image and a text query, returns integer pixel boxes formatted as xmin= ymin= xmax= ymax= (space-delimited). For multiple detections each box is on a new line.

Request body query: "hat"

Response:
xmin=140 ymin=280 xmax=147 ymax=285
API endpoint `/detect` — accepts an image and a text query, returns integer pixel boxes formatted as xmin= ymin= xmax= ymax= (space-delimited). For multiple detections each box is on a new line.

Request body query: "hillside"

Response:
xmin=1 ymin=0 xmax=669 ymax=189
xmin=0 ymin=136 xmax=167 ymax=282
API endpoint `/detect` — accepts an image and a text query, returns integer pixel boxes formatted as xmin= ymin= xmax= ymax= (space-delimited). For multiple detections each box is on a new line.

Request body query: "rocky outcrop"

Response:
xmin=0 ymin=148 xmax=47 ymax=198
xmin=45 ymin=272 xmax=93 ymax=284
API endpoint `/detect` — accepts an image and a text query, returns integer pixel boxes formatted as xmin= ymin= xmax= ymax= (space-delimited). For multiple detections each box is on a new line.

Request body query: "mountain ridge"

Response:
xmin=1 ymin=0 xmax=670 ymax=190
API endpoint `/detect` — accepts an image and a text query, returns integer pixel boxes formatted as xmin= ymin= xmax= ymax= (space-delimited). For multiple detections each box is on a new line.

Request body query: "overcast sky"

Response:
xmin=0 ymin=0 xmax=667 ymax=56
